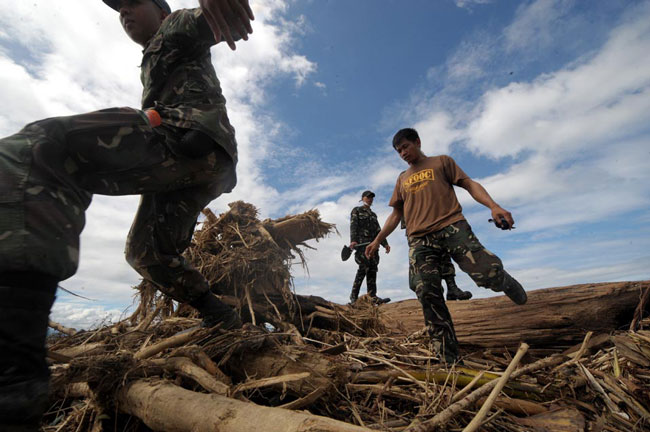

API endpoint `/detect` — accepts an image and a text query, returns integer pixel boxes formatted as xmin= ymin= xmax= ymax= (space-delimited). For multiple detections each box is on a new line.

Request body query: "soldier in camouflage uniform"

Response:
xmin=349 ymin=190 xmax=390 ymax=304
xmin=366 ymin=128 xmax=527 ymax=364
xmin=0 ymin=0 xmax=254 ymax=429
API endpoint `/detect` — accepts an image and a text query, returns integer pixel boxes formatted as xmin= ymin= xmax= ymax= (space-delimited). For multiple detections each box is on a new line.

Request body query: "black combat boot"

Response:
xmin=438 ymin=339 xmax=460 ymax=366
xmin=349 ymin=287 xmax=360 ymax=304
xmin=501 ymin=271 xmax=527 ymax=305
xmin=443 ymin=351 xmax=459 ymax=365
xmin=369 ymin=296 xmax=391 ymax=305
xmin=0 ymin=272 xmax=58 ymax=432
xmin=445 ymin=279 xmax=472 ymax=301
xmin=190 ymin=292 xmax=242 ymax=329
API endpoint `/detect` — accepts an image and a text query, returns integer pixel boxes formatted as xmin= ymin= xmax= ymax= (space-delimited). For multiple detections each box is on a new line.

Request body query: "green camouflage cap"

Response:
xmin=102 ymin=0 xmax=172 ymax=14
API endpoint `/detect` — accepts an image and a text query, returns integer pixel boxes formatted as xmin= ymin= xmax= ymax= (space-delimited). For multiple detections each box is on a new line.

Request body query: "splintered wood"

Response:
xmin=43 ymin=202 xmax=650 ymax=431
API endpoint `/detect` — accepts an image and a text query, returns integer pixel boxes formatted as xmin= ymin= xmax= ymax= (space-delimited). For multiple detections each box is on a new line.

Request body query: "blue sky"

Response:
xmin=1 ymin=0 xmax=649 ymax=329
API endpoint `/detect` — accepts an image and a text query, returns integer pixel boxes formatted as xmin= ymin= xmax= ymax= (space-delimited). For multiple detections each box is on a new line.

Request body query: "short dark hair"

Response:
xmin=392 ymin=128 xmax=419 ymax=149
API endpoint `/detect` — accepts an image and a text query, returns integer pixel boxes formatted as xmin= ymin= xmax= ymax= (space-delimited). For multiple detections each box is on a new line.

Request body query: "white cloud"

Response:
xmin=504 ymin=0 xmax=575 ymax=53
xmin=467 ymin=6 xmax=650 ymax=158
xmin=454 ymin=0 xmax=493 ymax=11
xmin=50 ymin=301 xmax=127 ymax=331
xmin=414 ymin=111 xmax=464 ymax=155
xmin=444 ymin=35 xmax=494 ymax=82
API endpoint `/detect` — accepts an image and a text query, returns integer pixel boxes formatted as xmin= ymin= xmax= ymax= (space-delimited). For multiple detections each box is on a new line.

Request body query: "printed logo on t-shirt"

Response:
xmin=403 ymin=169 xmax=434 ymax=193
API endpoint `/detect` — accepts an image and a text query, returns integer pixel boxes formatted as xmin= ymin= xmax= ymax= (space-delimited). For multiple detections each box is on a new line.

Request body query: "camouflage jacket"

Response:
xmin=141 ymin=8 xmax=237 ymax=163
xmin=350 ymin=205 xmax=388 ymax=247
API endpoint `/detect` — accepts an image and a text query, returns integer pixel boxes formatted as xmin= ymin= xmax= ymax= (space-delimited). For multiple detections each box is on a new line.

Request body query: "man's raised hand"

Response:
xmin=490 ymin=206 xmax=514 ymax=230
xmin=199 ymin=0 xmax=254 ymax=50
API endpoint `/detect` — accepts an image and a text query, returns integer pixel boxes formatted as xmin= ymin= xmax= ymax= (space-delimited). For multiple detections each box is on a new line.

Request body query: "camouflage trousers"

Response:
xmin=439 ymin=254 xmax=455 ymax=280
xmin=0 ymin=107 xmax=236 ymax=304
xmin=408 ymin=220 xmax=505 ymax=361
xmin=350 ymin=248 xmax=379 ymax=299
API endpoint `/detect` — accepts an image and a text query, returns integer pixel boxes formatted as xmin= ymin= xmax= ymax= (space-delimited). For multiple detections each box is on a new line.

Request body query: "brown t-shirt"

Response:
xmin=389 ymin=155 xmax=469 ymax=237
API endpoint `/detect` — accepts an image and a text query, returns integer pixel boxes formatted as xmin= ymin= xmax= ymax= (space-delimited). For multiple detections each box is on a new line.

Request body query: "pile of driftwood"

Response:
xmin=43 ymin=202 xmax=650 ymax=431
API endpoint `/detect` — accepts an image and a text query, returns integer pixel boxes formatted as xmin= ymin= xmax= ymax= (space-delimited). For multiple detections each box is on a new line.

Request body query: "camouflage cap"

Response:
xmin=102 ymin=0 xmax=172 ymax=14
xmin=361 ymin=190 xmax=375 ymax=199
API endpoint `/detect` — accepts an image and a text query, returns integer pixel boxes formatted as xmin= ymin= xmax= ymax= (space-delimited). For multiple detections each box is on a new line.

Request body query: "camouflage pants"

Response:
xmin=351 ymin=248 xmax=379 ymax=299
xmin=439 ymin=254 xmax=455 ymax=280
xmin=408 ymin=220 xmax=505 ymax=360
xmin=0 ymin=107 xmax=236 ymax=303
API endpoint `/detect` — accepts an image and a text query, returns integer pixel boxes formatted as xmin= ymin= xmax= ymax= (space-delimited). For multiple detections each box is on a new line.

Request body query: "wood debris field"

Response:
xmin=44 ymin=202 xmax=650 ymax=432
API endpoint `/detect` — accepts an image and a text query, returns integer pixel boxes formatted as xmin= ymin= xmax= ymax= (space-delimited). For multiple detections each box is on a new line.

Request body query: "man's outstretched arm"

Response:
xmin=199 ymin=0 xmax=254 ymax=50
xmin=458 ymin=178 xmax=514 ymax=228
xmin=365 ymin=207 xmax=403 ymax=258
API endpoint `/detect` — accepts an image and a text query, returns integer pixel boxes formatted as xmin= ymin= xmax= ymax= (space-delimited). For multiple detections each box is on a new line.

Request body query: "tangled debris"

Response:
xmin=44 ymin=202 xmax=650 ymax=432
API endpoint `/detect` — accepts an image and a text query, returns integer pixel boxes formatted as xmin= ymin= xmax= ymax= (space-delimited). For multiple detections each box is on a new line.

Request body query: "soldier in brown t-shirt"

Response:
xmin=366 ymin=128 xmax=527 ymax=364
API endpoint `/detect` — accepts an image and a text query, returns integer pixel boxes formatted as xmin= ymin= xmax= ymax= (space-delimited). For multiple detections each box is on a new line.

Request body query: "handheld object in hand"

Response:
xmin=488 ymin=218 xmax=513 ymax=230
xmin=340 ymin=242 xmax=370 ymax=261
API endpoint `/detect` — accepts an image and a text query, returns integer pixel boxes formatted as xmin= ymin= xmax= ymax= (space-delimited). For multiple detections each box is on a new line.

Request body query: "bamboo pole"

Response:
xmin=233 ymin=372 xmax=311 ymax=394
xmin=134 ymin=327 xmax=204 ymax=360
xmin=451 ymin=371 xmax=485 ymax=403
xmin=278 ymin=386 xmax=328 ymax=410
xmin=404 ymin=352 xmax=565 ymax=432
xmin=49 ymin=320 xmax=77 ymax=336
xmin=150 ymin=357 xmax=230 ymax=395
xmin=462 ymin=343 xmax=529 ymax=432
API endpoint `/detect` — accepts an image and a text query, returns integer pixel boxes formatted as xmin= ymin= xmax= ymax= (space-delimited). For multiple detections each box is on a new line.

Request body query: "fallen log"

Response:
xmin=118 ymin=378 xmax=373 ymax=432
xmin=51 ymin=342 xmax=106 ymax=359
xmin=227 ymin=344 xmax=347 ymax=399
xmin=382 ymin=281 xmax=650 ymax=348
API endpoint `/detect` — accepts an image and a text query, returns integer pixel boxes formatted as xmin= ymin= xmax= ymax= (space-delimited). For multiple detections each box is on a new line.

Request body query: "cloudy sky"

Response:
xmin=1 ymin=0 xmax=649 ymax=329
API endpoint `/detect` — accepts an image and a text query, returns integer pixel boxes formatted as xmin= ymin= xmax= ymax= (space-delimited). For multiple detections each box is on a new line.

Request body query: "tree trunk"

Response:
xmin=381 ymin=281 xmax=649 ymax=348
xmin=226 ymin=344 xmax=349 ymax=398
xmin=118 ymin=378 xmax=372 ymax=432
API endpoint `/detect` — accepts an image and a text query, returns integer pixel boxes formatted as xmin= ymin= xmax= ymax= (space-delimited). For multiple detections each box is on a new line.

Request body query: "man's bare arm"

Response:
xmin=199 ymin=0 xmax=254 ymax=50
xmin=458 ymin=178 xmax=514 ymax=228
xmin=365 ymin=207 xmax=403 ymax=258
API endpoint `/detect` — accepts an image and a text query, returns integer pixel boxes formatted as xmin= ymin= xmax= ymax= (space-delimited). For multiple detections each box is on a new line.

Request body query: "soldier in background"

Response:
xmin=349 ymin=190 xmax=391 ymax=304
xmin=0 ymin=0 xmax=254 ymax=429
